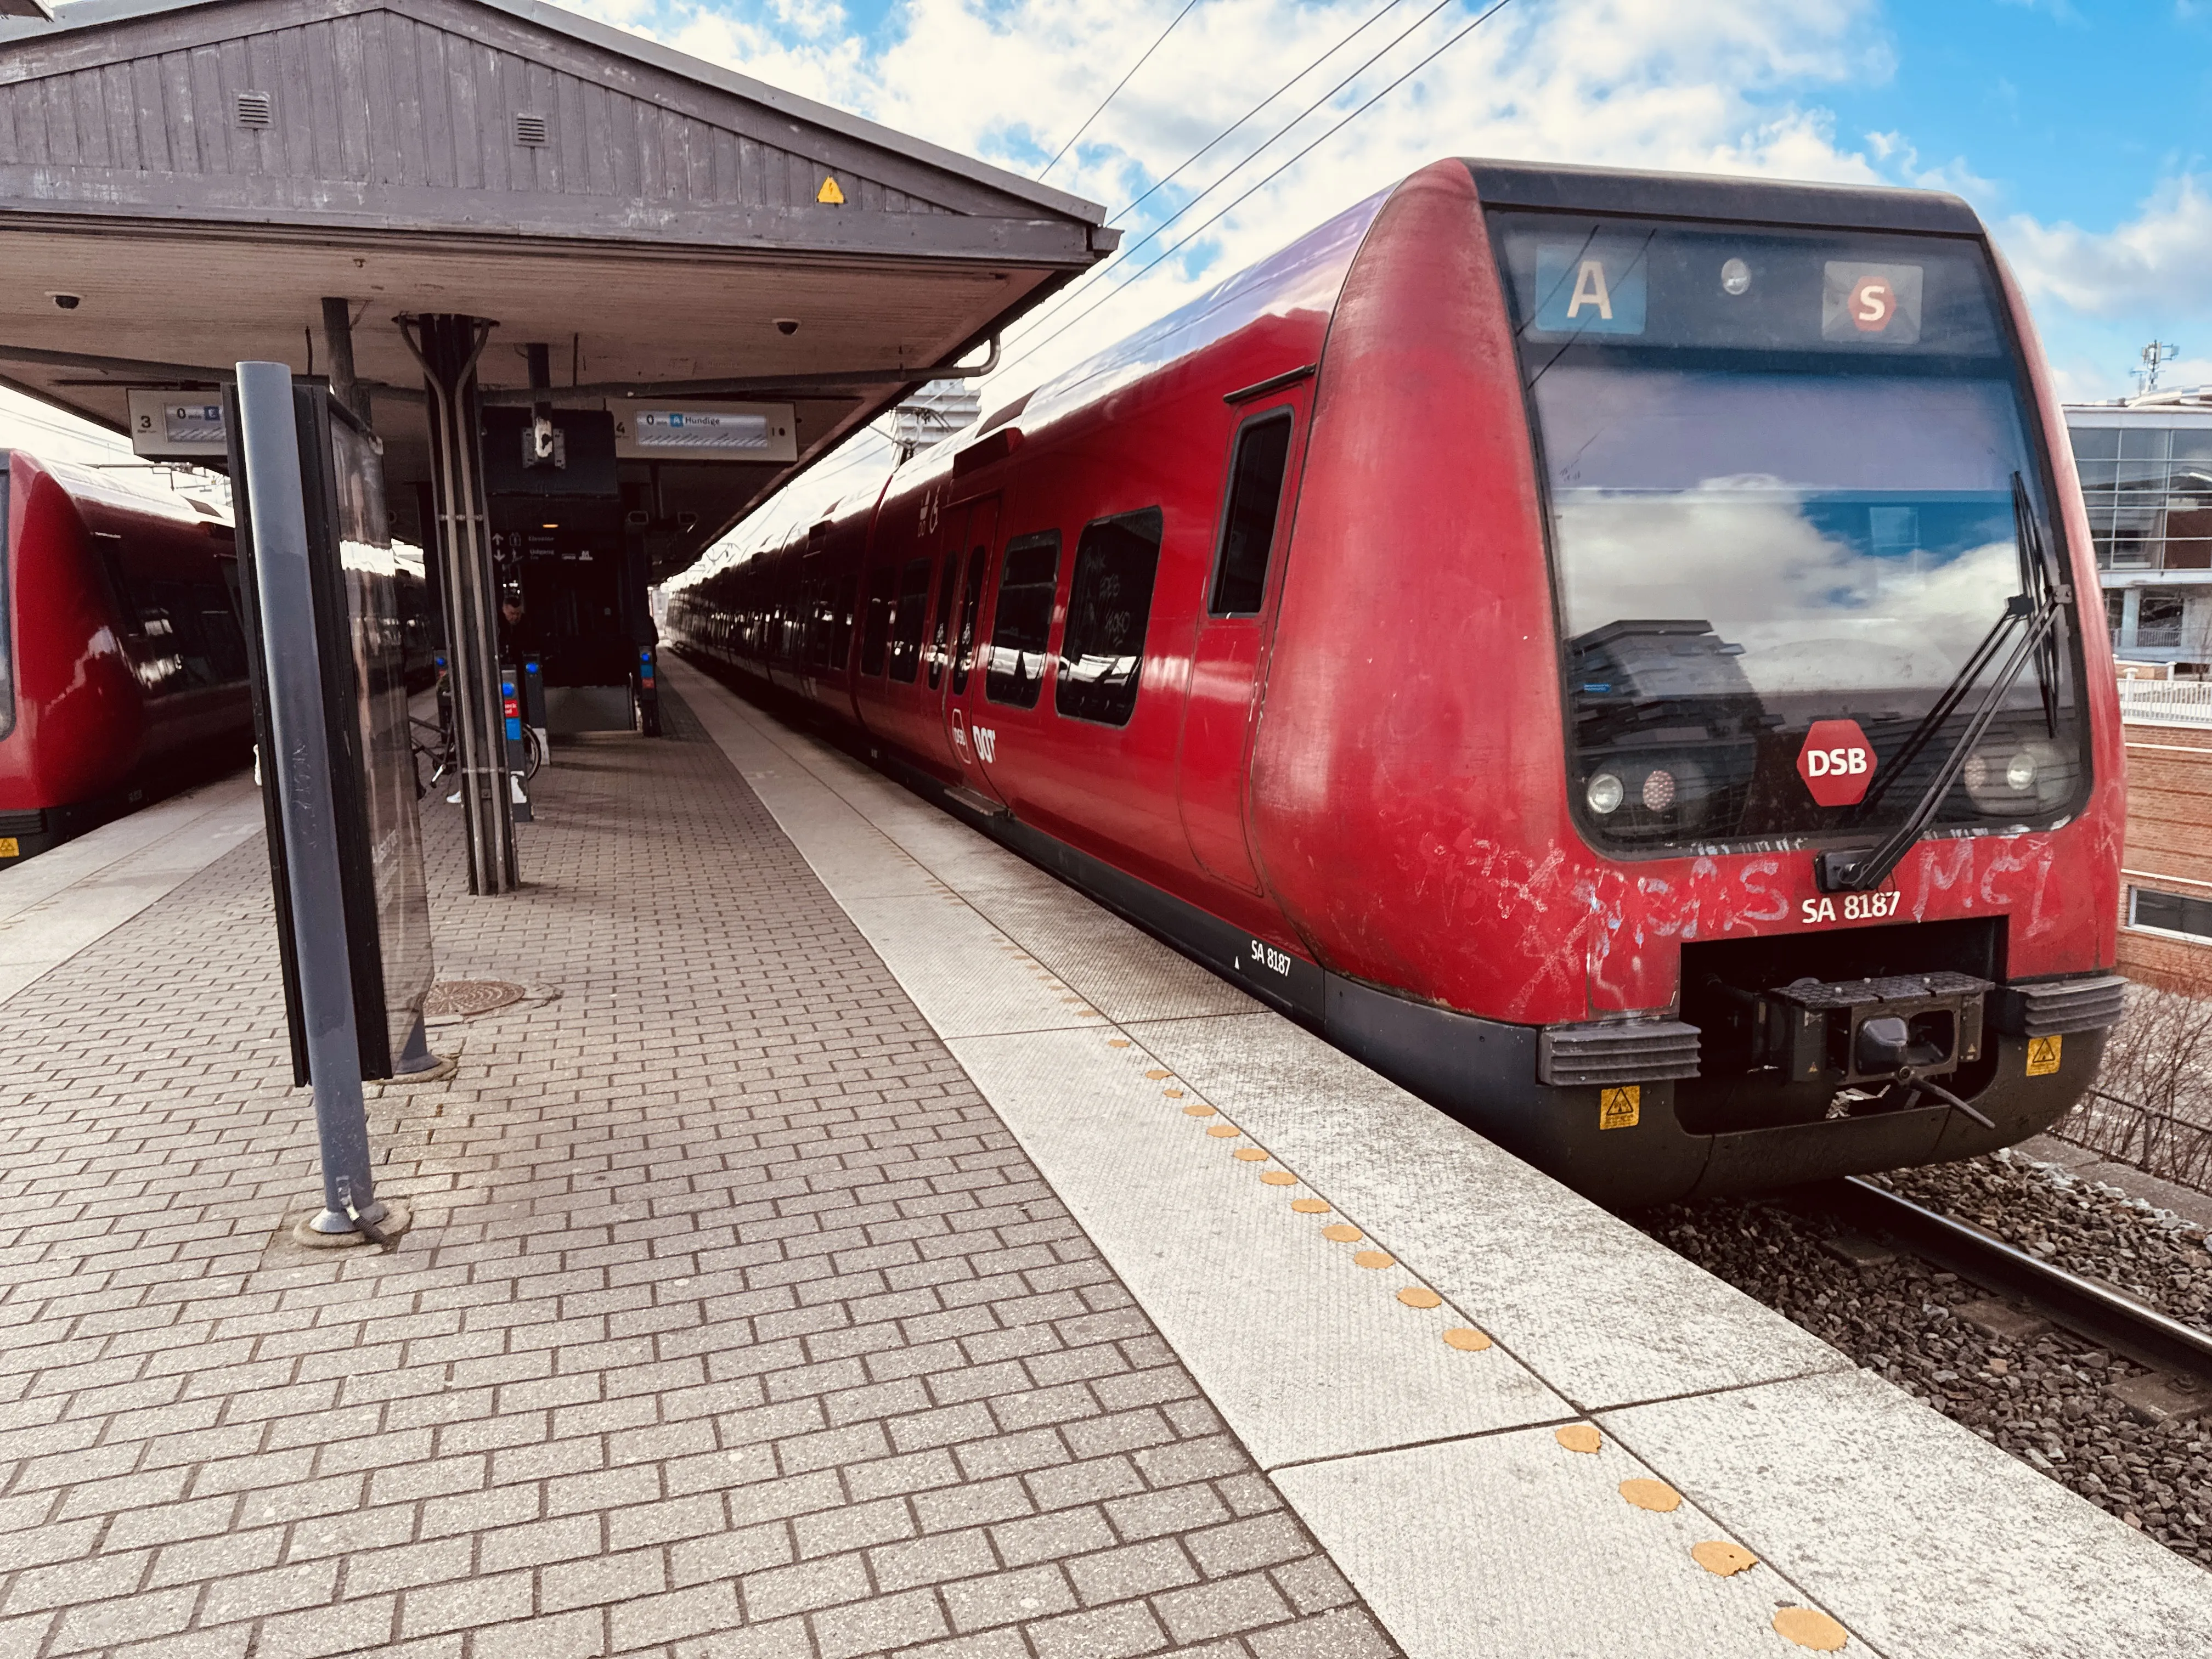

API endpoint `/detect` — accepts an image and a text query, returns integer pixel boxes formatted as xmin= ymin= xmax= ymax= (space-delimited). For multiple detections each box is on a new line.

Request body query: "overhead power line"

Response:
xmin=1008 ymin=0 xmax=1468 ymax=353
xmin=1000 ymin=0 xmax=1519 ymax=380
xmin=1111 ymin=0 xmax=1404 ymax=225
xmin=1040 ymin=0 xmax=1207 ymax=181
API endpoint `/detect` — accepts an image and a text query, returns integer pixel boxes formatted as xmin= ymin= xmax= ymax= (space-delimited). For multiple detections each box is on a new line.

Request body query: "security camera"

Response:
xmin=774 ymin=318 xmax=799 ymax=336
xmin=47 ymin=292 xmax=81 ymax=311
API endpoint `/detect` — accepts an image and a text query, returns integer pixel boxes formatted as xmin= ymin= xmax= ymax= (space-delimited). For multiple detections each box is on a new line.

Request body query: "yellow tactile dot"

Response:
xmin=1108 ymin=1040 xmax=1131 ymax=1048
xmin=1397 ymin=1286 xmax=1442 ymax=1309
xmin=1233 ymin=1148 xmax=1271 ymax=1162
xmin=1258 ymin=1170 xmax=1299 ymax=1186
xmin=1352 ymin=1249 xmax=1394 ymax=1269
xmin=1554 ymin=1424 xmax=1601 ymax=1454
xmin=1319 ymin=1224 xmax=1363 ymax=1243
xmin=1145 ymin=1069 xmax=1172 ymax=1080
xmin=1290 ymin=1198 xmax=1331 ymax=1214
xmin=1691 ymin=1541 xmax=1757 ymax=1578
xmin=1163 ymin=1089 xmax=1185 ymax=1099
xmin=1206 ymin=1125 xmax=1242 ymax=1139
xmin=1619 ymin=1480 xmax=1681 ymax=1513
xmin=1771 ymin=1609 xmax=1848 ymax=1651
xmin=1442 ymin=1328 xmax=1492 ymax=1351
xmin=1182 ymin=1104 xmax=1217 ymax=1118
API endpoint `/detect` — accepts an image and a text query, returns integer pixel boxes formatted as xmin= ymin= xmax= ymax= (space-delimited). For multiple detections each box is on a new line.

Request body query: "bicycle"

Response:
xmin=410 ymin=712 xmax=539 ymax=800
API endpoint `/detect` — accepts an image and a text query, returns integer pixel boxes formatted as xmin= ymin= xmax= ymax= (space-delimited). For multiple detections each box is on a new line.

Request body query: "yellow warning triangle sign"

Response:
xmin=816 ymin=176 xmax=845 ymax=205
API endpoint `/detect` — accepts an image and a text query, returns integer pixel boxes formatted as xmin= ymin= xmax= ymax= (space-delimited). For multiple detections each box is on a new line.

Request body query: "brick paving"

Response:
xmin=0 ymin=691 xmax=1397 ymax=1659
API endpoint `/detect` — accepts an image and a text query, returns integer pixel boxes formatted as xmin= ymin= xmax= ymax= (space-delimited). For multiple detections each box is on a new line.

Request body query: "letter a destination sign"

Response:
xmin=1798 ymin=719 xmax=1876 ymax=807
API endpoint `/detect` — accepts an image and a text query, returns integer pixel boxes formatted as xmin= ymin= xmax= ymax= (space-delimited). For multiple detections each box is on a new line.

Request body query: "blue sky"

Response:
xmin=574 ymin=0 xmax=2212 ymax=407
xmin=9 ymin=0 xmax=2207 ymax=467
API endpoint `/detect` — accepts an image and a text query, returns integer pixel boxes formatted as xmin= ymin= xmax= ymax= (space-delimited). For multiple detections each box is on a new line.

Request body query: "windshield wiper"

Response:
xmin=1816 ymin=475 xmax=2070 ymax=895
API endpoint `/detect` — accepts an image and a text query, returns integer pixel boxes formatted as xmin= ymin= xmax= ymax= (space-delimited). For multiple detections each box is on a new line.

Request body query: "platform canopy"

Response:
xmin=0 ymin=0 xmax=1114 ymax=571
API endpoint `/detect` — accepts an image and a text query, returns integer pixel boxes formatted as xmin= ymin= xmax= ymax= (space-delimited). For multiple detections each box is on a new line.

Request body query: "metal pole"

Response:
xmin=233 ymin=360 xmax=387 ymax=1236
xmin=319 ymin=297 xmax=371 ymax=426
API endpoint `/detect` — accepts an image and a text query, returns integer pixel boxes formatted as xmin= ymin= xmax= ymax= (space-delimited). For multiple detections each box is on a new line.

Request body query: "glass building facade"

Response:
xmin=2067 ymin=407 xmax=2212 ymax=664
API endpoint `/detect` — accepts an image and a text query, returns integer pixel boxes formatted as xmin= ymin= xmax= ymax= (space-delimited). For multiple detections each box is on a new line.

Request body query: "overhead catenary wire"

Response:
xmin=1040 ymin=0 xmax=1207 ymax=181
xmin=1005 ymin=0 xmax=1479 ymax=355
xmin=998 ymin=0 xmax=1519 ymax=380
xmin=1109 ymin=0 xmax=1404 ymax=224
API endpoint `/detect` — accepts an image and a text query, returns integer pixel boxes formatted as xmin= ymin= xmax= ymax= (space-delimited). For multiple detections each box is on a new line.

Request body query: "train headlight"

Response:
xmin=1587 ymin=772 xmax=1625 ymax=815
xmin=1720 ymin=257 xmax=1751 ymax=296
xmin=1963 ymin=739 xmax=2073 ymax=815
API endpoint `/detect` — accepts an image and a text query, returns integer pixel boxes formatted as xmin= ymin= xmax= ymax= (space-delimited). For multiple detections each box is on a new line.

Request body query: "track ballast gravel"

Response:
xmin=1630 ymin=1148 xmax=2212 ymax=1570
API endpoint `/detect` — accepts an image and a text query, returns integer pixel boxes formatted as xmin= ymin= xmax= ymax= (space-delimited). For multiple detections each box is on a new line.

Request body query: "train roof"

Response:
xmin=1465 ymin=159 xmax=1983 ymax=236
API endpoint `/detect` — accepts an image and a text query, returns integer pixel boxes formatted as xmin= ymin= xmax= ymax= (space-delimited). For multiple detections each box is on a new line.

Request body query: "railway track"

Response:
xmin=1814 ymin=1175 xmax=2212 ymax=1395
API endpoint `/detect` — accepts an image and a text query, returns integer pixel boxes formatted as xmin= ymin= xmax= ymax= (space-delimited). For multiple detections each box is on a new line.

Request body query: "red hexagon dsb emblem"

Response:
xmin=1798 ymin=720 xmax=1876 ymax=806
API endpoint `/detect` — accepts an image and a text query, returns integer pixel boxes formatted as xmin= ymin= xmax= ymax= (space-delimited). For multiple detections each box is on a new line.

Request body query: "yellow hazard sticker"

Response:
xmin=0 ymin=837 xmax=17 ymax=859
xmin=1599 ymin=1085 xmax=1641 ymax=1130
xmin=816 ymin=175 xmax=846 ymax=205
xmin=2026 ymin=1034 xmax=2062 ymax=1077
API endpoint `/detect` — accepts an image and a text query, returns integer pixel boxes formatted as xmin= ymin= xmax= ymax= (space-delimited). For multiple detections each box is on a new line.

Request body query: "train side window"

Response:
xmin=951 ymin=549 xmax=987 ymax=694
xmin=887 ymin=557 xmax=933 ymax=682
xmin=195 ymin=584 xmax=249 ymax=682
xmin=927 ymin=549 xmax=961 ymax=689
xmin=986 ymin=531 xmax=1060 ymax=708
xmin=1211 ymin=411 xmax=1295 ymax=615
xmin=1057 ymin=509 xmax=1163 ymax=727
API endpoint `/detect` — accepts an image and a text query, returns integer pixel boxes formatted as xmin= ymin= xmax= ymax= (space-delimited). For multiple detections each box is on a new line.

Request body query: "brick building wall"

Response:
xmin=2117 ymin=727 xmax=2212 ymax=990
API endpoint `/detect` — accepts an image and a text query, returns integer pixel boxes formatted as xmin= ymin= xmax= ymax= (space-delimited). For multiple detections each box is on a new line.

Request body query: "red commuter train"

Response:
xmin=669 ymin=159 xmax=2126 ymax=1207
xmin=0 ymin=450 xmax=255 ymax=863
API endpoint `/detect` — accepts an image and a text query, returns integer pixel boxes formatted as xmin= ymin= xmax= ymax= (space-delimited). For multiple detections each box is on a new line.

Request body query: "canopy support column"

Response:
xmin=402 ymin=312 xmax=516 ymax=895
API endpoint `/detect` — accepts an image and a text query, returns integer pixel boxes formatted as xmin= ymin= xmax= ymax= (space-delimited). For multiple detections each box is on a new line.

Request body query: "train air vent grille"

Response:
xmin=1990 ymin=975 xmax=2129 ymax=1038
xmin=0 ymin=809 xmax=45 ymax=837
xmin=1538 ymin=1019 xmax=1702 ymax=1086
xmin=235 ymin=91 xmax=272 ymax=128
xmin=514 ymin=113 xmax=549 ymax=146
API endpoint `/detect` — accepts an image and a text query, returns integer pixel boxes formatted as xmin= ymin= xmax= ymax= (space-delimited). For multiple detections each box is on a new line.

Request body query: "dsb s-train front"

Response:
xmin=1256 ymin=161 xmax=2125 ymax=1206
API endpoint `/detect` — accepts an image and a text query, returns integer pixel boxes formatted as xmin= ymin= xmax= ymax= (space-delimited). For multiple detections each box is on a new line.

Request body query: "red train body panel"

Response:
xmin=0 ymin=450 xmax=253 ymax=862
xmin=671 ymin=160 xmax=2125 ymax=1206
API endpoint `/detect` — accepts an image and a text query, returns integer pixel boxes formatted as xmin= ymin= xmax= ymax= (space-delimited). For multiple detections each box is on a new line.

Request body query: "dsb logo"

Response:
xmin=1798 ymin=719 xmax=1876 ymax=807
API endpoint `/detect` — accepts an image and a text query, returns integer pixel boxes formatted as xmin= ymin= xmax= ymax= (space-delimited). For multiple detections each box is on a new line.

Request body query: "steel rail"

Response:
xmin=1815 ymin=1175 xmax=2212 ymax=1389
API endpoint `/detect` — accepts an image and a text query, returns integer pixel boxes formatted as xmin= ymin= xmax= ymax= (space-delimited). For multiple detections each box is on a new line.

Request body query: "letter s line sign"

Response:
xmin=1797 ymin=719 xmax=1876 ymax=807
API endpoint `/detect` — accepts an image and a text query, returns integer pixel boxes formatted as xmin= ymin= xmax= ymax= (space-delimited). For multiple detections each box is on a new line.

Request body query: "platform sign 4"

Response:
xmin=1599 ymin=1085 xmax=1640 ymax=1130
xmin=1798 ymin=719 xmax=1876 ymax=807
xmin=2027 ymin=1035 xmax=2062 ymax=1077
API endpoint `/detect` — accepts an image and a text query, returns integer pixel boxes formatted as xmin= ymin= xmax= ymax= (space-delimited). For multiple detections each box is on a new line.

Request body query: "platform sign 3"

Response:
xmin=2026 ymin=1035 xmax=2062 ymax=1077
xmin=1599 ymin=1085 xmax=1641 ymax=1130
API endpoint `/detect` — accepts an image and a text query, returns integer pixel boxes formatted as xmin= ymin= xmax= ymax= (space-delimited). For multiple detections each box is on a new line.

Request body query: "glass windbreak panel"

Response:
xmin=1491 ymin=210 xmax=2087 ymax=851
xmin=888 ymin=557 xmax=933 ymax=684
xmin=1213 ymin=416 xmax=1293 ymax=614
xmin=1059 ymin=509 xmax=1163 ymax=726
xmin=2070 ymin=428 xmax=2119 ymax=462
xmin=987 ymin=531 xmax=1059 ymax=708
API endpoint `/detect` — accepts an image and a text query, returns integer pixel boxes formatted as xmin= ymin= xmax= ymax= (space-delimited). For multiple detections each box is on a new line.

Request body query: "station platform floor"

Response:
xmin=0 ymin=658 xmax=2205 ymax=1659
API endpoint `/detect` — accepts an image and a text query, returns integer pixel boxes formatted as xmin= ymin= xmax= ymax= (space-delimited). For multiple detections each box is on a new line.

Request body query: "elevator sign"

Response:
xmin=1798 ymin=720 xmax=1876 ymax=806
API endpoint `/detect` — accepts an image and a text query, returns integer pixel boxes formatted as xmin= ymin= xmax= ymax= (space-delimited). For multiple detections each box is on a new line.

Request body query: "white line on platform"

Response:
xmin=665 ymin=658 xmax=2212 ymax=1658
xmin=0 ymin=771 xmax=262 ymax=1007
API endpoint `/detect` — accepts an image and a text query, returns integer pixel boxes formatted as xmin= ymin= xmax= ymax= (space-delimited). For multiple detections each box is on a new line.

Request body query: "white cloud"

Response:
xmin=1999 ymin=177 xmax=2212 ymax=320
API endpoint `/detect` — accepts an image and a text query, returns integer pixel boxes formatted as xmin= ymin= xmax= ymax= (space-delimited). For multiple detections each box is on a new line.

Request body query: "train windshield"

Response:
xmin=1488 ymin=211 xmax=2087 ymax=854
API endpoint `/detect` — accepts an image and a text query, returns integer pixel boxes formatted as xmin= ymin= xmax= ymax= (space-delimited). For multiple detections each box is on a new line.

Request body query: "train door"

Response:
xmin=1176 ymin=397 xmax=1306 ymax=890
xmin=937 ymin=495 xmax=1002 ymax=799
